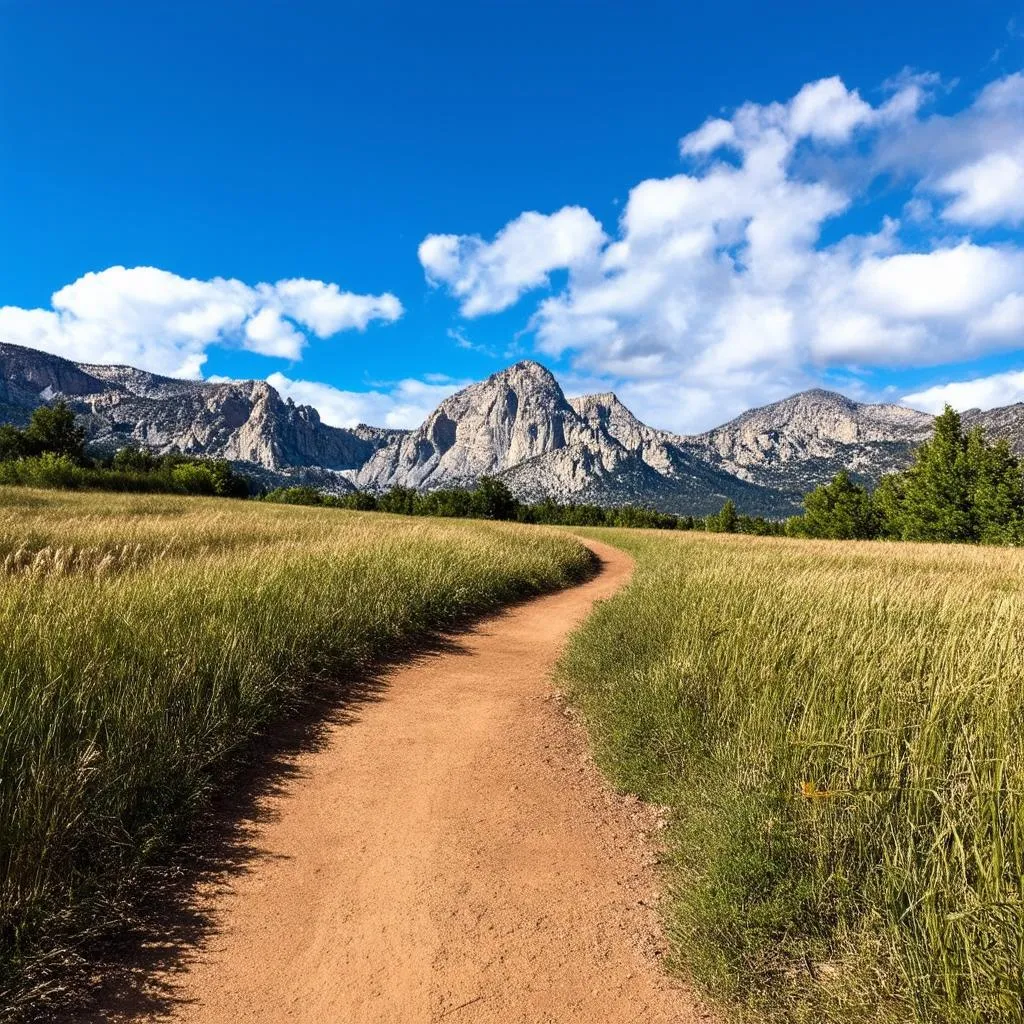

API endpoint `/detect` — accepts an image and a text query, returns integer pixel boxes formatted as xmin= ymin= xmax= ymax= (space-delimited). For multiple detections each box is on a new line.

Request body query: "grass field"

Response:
xmin=560 ymin=529 xmax=1024 ymax=1024
xmin=0 ymin=487 xmax=594 ymax=1011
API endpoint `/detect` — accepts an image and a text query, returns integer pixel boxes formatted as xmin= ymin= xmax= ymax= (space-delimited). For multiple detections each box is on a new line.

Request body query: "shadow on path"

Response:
xmin=43 ymin=634 xmax=473 ymax=1024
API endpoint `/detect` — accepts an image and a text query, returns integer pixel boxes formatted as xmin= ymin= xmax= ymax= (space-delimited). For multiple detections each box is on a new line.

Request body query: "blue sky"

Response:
xmin=1 ymin=0 xmax=1023 ymax=432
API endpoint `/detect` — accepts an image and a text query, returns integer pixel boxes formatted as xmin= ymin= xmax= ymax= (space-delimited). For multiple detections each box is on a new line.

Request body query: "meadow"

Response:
xmin=0 ymin=487 xmax=594 ymax=1011
xmin=560 ymin=529 xmax=1024 ymax=1024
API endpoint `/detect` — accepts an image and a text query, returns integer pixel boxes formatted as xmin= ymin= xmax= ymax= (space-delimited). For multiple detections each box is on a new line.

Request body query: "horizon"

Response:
xmin=4 ymin=337 xmax=964 ymax=439
xmin=2 ymin=1 xmax=1023 ymax=432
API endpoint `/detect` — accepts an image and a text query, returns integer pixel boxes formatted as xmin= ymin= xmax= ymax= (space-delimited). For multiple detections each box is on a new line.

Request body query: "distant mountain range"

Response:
xmin=2 ymin=341 xmax=1022 ymax=516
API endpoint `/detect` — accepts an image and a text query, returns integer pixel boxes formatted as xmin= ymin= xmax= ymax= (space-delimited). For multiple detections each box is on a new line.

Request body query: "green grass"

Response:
xmin=559 ymin=528 xmax=1024 ymax=1024
xmin=0 ymin=487 xmax=594 ymax=1011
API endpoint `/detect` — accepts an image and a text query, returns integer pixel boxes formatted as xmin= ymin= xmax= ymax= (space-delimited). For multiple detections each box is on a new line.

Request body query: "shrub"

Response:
xmin=169 ymin=462 xmax=218 ymax=495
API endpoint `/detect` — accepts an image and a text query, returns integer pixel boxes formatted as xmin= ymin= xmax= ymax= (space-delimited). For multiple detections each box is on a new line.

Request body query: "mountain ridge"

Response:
xmin=3 ymin=341 xmax=1023 ymax=516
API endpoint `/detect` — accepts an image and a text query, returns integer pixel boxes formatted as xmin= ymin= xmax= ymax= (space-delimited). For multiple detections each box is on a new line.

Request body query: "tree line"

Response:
xmin=4 ymin=400 xmax=1023 ymax=545
xmin=261 ymin=479 xmax=784 ymax=533
xmin=787 ymin=406 xmax=1024 ymax=543
xmin=0 ymin=402 xmax=250 ymax=497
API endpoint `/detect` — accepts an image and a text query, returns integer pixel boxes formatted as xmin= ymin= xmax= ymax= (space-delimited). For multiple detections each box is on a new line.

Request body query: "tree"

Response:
xmin=895 ymin=406 xmax=975 ymax=542
xmin=0 ymin=424 xmax=27 ymax=462
xmin=341 ymin=490 xmax=380 ymax=512
xmin=789 ymin=471 xmax=878 ymax=540
xmin=965 ymin=430 xmax=1024 ymax=544
xmin=263 ymin=485 xmax=325 ymax=506
xmin=717 ymin=499 xmax=738 ymax=534
xmin=112 ymin=445 xmax=157 ymax=473
xmin=378 ymin=486 xmax=418 ymax=515
xmin=872 ymin=473 xmax=907 ymax=540
xmin=470 ymin=476 xmax=519 ymax=520
xmin=24 ymin=401 xmax=86 ymax=461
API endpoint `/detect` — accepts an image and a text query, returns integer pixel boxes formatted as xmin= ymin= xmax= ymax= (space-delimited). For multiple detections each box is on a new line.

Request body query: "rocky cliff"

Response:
xmin=684 ymin=389 xmax=936 ymax=494
xmin=5 ymin=340 xmax=1024 ymax=515
xmin=0 ymin=342 xmax=404 ymax=491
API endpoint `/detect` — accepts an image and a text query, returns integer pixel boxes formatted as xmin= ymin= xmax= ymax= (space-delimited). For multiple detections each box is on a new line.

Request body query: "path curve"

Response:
xmin=76 ymin=539 xmax=711 ymax=1024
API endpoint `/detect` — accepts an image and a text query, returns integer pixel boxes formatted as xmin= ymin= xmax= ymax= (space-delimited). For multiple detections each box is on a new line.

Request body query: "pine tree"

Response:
xmin=966 ymin=430 xmax=1024 ymax=544
xmin=717 ymin=499 xmax=738 ymax=534
xmin=791 ymin=470 xmax=878 ymax=539
xmin=896 ymin=406 xmax=976 ymax=542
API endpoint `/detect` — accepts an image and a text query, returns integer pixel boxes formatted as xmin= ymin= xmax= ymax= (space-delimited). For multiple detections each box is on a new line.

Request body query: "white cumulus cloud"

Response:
xmin=419 ymin=70 xmax=1024 ymax=433
xmin=266 ymin=372 xmax=467 ymax=429
xmin=0 ymin=266 xmax=403 ymax=378
xmin=418 ymin=206 xmax=607 ymax=317
xmin=903 ymin=370 xmax=1024 ymax=413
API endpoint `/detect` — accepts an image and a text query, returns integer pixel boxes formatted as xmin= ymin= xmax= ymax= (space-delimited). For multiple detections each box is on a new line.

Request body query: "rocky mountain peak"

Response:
xmin=8 ymin=341 xmax=1024 ymax=518
xmin=354 ymin=356 xmax=584 ymax=491
xmin=687 ymin=387 xmax=935 ymax=491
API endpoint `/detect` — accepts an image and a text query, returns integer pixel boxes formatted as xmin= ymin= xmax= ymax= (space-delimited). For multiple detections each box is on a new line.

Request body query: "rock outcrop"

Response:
xmin=683 ymin=389 xmax=935 ymax=494
xmin=0 ymin=342 xmax=405 ymax=492
xmin=5 ymin=341 xmax=1024 ymax=515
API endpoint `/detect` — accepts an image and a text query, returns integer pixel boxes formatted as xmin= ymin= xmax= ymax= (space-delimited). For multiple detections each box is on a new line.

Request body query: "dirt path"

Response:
xmin=76 ymin=540 xmax=712 ymax=1023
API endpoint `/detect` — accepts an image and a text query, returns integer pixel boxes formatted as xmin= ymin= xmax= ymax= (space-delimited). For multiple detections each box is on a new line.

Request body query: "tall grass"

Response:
xmin=0 ymin=487 xmax=594 ymax=1010
xmin=560 ymin=529 xmax=1024 ymax=1023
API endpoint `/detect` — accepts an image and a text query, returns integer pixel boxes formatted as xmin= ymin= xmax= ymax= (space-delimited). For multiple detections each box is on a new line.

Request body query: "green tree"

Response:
xmin=340 ymin=490 xmax=380 ymax=512
xmin=789 ymin=470 xmax=878 ymax=540
xmin=717 ymin=499 xmax=738 ymax=534
xmin=23 ymin=401 xmax=86 ymax=461
xmin=966 ymin=430 xmax=1024 ymax=544
xmin=111 ymin=445 xmax=157 ymax=473
xmin=263 ymin=485 xmax=325 ymax=506
xmin=872 ymin=473 xmax=907 ymax=540
xmin=470 ymin=476 xmax=519 ymax=520
xmin=896 ymin=406 xmax=976 ymax=542
xmin=378 ymin=486 xmax=418 ymax=515
xmin=0 ymin=424 xmax=27 ymax=462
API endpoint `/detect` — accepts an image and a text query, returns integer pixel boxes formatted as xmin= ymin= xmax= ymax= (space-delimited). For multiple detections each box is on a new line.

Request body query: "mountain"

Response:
xmin=354 ymin=362 xmax=784 ymax=515
xmin=683 ymin=389 xmax=935 ymax=495
xmin=5 ymin=340 xmax=1024 ymax=516
xmin=0 ymin=342 xmax=404 ymax=492
xmin=964 ymin=404 xmax=1024 ymax=454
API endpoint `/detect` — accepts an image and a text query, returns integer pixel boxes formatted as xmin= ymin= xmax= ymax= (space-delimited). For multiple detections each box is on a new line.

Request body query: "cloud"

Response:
xmin=680 ymin=118 xmax=734 ymax=156
xmin=787 ymin=76 xmax=874 ymax=142
xmin=419 ymin=206 xmax=607 ymax=316
xmin=0 ymin=266 xmax=403 ymax=378
xmin=266 ymin=372 xmax=467 ymax=429
xmin=935 ymin=142 xmax=1024 ymax=226
xmin=877 ymin=72 xmax=1024 ymax=227
xmin=447 ymin=326 xmax=495 ymax=357
xmin=903 ymin=369 xmax=1024 ymax=413
xmin=419 ymin=70 xmax=1024 ymax=433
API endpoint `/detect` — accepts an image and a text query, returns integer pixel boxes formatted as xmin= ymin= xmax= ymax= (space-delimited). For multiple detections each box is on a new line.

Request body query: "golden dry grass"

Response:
xmin=0 ymin=487 xmax=594 ymax=1012
xmin=561 ymin=528 xmax=1024 ymax=1024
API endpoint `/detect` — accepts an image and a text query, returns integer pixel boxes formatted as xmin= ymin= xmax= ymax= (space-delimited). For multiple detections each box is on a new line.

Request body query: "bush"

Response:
xmin=0 ymin=454 xmax=86 ymax=489
xmin=169 ymin=462 xmax=218 ymax=495
xmin=262 ymin=485 xmax=327 ymax=506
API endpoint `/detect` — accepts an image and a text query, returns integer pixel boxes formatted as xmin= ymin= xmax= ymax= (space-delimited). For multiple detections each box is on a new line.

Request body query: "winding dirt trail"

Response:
xmin=78 ymin=540 xmax=712 ymax=1023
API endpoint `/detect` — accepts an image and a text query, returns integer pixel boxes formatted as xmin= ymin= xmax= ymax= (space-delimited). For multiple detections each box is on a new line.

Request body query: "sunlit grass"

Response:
xmin=0 ymin=487 xmax=594 ymax=1010
xmin=560 ymin=529 xmax=1024 ymax=1023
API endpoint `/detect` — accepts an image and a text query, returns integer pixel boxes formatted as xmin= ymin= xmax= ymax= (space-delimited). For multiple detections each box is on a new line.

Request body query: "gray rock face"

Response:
xmin=355 ymin=361 xmax=584 ymax=490
xmin=964 ymin=405 xmax=1024 ymax=455
xmin=355 ymin=362 xmax=791 ymax=515
xmin=6 ymin=340 xmax=1024 ymax=515
xmin=0 ymin=342 xmax=405 ymax=492
xmin=684 ymin=389 xmax=935 ymax=494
